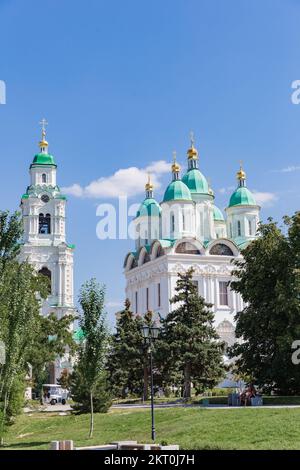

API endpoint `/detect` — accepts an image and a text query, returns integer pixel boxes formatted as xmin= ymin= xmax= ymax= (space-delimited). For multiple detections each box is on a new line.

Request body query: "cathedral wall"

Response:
xmin=125 ymin=253 xmax=243 ymax=332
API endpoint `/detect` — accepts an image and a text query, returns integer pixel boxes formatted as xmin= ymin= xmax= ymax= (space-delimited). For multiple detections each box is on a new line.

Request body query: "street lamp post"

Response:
xmin=141 ymin=323 xmax=160 ymax=442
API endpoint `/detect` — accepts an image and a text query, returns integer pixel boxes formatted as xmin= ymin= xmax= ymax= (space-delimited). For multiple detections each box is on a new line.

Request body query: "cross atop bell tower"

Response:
xmin=39 ymin=118 xmax=49 ymax=153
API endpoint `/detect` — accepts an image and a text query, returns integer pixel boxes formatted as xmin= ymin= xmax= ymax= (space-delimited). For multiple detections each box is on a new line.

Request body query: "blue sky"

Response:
xmin=1 ymin=0 xmax=300 ymax=324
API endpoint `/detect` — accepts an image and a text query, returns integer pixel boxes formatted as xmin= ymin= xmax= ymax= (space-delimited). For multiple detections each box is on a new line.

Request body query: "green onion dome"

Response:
xmin=182 ymin=168 xmax=209 ymax=195
xmin=136 ymin=198 xmax=162 ymax=217
xmin=163 ymin=180 xmax=192 ymax=202
xmin=30 ymin=152 xmax=57 ymax=167
xmin=228 ymin=186 xmax=256 ymax=207
xmin=213 ymin=205 xmax=225 ymax=221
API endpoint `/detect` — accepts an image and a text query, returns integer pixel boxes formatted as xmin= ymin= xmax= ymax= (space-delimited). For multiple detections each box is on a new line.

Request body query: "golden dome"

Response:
xmin=145 ymin=174 xmax=154 ymax=192
xmin=39 ymin=119 xmax=49 ymax=149
xmin=172 ymin=161 xmax=181 ymax=173
xmin=171 ymin=151 xmax=181 ymax=173
xmin=187 ymin=131 xmax=198 ymax=159
xmin=237 ymin=165 xmax=246 ymax=181
xmin=39 ymin=139 xmax=48 ymax=148
xmin=187 ymin=145 xmax=198 ymax=159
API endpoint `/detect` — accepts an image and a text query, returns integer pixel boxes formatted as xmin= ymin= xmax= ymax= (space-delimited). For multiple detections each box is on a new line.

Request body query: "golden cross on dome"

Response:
xmin=173 ymin=150 xmax=177 ymax=163
xmin=39 ymin=118 xmax=48 ymax=137
xmin=190 ymin=130 xmax=195 ymax=147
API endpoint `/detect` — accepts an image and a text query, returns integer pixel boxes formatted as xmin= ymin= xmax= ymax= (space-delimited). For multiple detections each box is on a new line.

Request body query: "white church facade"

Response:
xmin=19 ymin=122 xmax=75 ymax=381
xmin=124 ymin=138 xmax=260 ymax=345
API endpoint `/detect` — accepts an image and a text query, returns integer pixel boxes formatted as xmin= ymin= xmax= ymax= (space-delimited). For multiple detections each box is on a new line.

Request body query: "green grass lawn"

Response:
xmin=2 ymin=407 xmax=300 ymax=450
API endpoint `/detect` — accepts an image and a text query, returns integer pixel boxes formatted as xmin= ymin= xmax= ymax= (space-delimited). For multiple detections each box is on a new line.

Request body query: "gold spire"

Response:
xmin=236 ymin=160 xmax=246 ymax=181
xmin=171 ymin=150 xmax=181 ymax=173
xmin=145 ymin=173 xmax=154 ymax=192
xmin=187 ymin=131 xmax=198 ymax=159
xmin=39 ymin=118 xmax=48 ymax=150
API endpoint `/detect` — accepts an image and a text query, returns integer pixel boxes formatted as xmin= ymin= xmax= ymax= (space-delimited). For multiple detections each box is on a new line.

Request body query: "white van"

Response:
xmin=42 ymin=384 xmax=69 ymax=405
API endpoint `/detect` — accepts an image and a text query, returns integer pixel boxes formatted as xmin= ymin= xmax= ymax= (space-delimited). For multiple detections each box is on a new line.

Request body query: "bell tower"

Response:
xmin=19 ymin=120 xmax=75 ymax=320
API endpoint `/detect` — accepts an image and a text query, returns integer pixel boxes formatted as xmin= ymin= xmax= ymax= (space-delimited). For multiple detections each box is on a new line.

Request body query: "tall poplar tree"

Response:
xmin=71 ymin=279 xmax=110 ymax=438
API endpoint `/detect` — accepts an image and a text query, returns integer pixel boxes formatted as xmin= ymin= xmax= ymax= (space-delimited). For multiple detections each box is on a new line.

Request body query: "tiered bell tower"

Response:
xmin=19 ymin=120 xmax=75 ymax=321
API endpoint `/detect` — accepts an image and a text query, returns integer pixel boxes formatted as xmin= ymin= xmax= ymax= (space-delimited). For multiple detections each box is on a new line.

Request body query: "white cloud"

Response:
xmin=218 ymin=186 xmax=235 ymax=194
xmin=62 ymin=183 xmax=84 ymax=197
xmin=252 ymin=191 xmax=278 ymax=207
xmin=62 ymin=160 xmax=170 ymax=199
xmin=280 ymin=165 xmax=300 ymax=173
xmin=146 ymin=160 xmax=170 ymax=174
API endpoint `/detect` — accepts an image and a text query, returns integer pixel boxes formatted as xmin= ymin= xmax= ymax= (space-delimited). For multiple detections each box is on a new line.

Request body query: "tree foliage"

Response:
xmin=27 ymin=312 xmax=77 ymax=396
xmin=107 ymin=300 xmax=151 ymax=399
xmin=0 ymin=211 xmax=23 ymax=265
xmin=158 ymin=268 xmax=225 ymax=398
xmin=0 ymin=210 xmax=76 ymax=444
xmin=0 ymin=260 xmax=47 ymax=438
xmin=229 ymin=214 xmax=300 ymax=394
xmin=70 ymin=279 xmax=111 ymax=437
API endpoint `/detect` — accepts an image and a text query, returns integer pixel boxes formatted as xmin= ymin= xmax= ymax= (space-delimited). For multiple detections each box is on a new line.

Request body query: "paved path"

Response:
xmin=24 ymin=404 xmax=72 ymax=413
xmin=24 ymin=402 xmax=300 ymax=413
xmin=112 ymin=403 xmax=300 ymax=410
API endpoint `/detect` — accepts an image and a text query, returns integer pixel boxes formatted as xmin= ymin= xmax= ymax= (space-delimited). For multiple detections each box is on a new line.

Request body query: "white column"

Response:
xmin=214 ymin=277 xmax=218 ymax=311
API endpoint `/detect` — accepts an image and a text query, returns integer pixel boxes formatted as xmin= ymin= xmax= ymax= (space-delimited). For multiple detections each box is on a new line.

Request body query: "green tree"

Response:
xmin=70 ymin=279 xmax=110 ymax=438
xmin=0 ymin=210 xmax=76 ymax=444
xmin=229 ymin=214 xmax=300 ymax=394
xmin=0 ymin=260 xmax=48 ymax=442
xmin=107 ymin=300 xmax=151 ymax=400
xmin=0 ymin=211 xmax=23 ymax=265
xmin=70 ymin=369 xmax=111 ymax=414
xmin=27 ymin=312 xmax=77 ymax=398
xmin=159 ymin=268 xmax=225 ymax=398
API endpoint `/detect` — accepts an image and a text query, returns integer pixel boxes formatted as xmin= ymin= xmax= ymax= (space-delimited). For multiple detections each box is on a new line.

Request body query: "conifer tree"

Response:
xmin=159 ymin=267 xmax=225 ymax=398
xmin=107 ymin=299 xmax=150 ymax=400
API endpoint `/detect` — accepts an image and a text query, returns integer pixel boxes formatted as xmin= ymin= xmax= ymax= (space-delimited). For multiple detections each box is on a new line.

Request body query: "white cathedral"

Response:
xmin=124 ymin=138 xmax=260 ymax=346
xmin=19 ymin=122 xmax=75 ymax=382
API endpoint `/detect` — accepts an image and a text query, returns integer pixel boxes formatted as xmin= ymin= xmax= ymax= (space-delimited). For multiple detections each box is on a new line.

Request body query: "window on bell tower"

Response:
xmin=237 ymin=220 xmax=241 ymax=237
xmin=171 ymin=214 xmax=175 ymax=234
xmin=42 ymin=173 xmax=47 ymax=183
xmin=39 ymin=267 xmax=52 ymax=294
xmin=39 ymin=213 xmax=51 ymax=234
xmin=248 ymin=219 xmax=252 ymax=236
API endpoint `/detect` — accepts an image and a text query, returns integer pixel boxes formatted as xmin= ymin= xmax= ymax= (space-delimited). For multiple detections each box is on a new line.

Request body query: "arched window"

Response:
xmin=209 ymin=243 xmax=234 ymax=256
xmin=237 ymin=220 xmax=241 ymax=237
xmin=175 ymin=242 xmax=200 ymax=254
xmin=128 ymin=257 xmax=138 ymax=270
xmin=136 ymin=223 xmax=141 ymax=248
xmin=39 ymin=267 xmax=51 ymax=294
xmin=156 ymin=245 xmax=165 ymax=258
xmin=248 ymin=219 xmax=252 ymax=236
xmin=39 ymin=213 xmax=51 ymax=234
xmin=42 ymin=173 xmax=47 ymax=183
xmin=143 ymin=252 xmax=150 ymax=264
xmin=216 ymin=320 xmax=235 ymax=347
xmin=171 ymin=214 xmax=175 ymax=234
